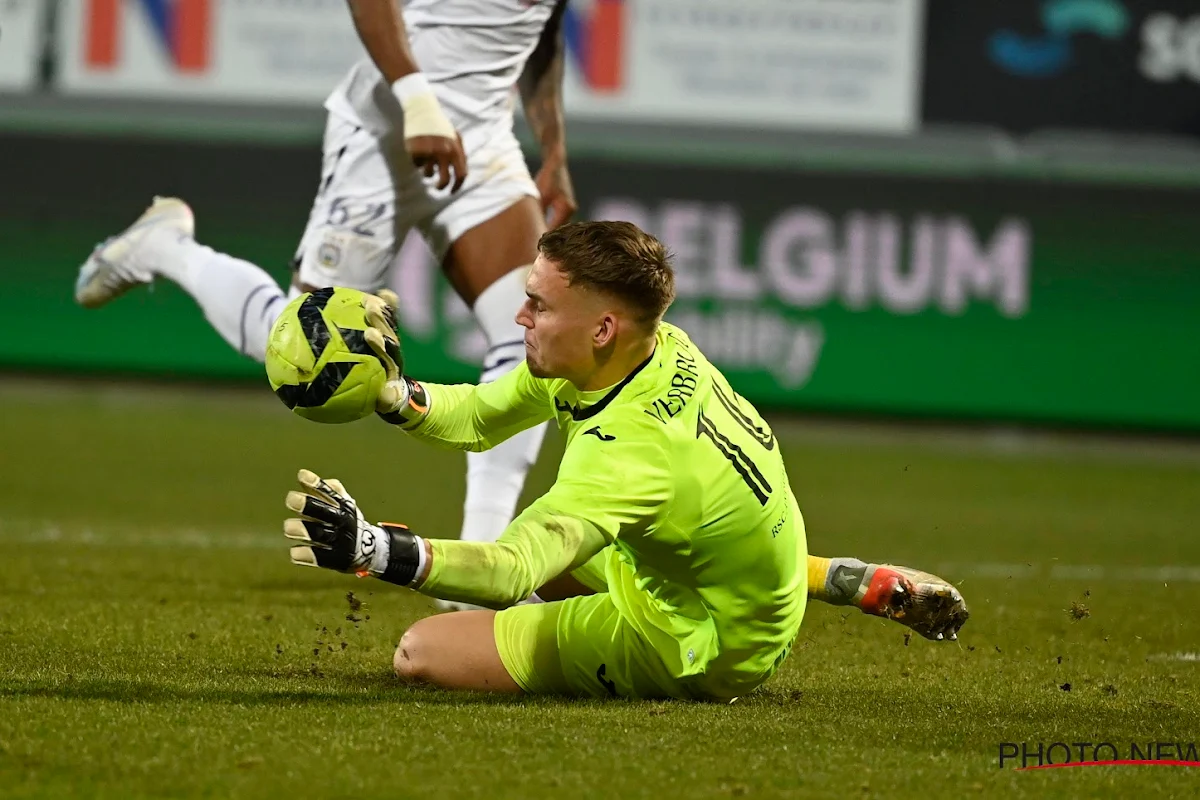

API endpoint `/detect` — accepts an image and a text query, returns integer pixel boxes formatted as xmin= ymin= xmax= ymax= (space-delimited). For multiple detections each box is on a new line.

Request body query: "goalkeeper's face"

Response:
xmin=517 ymin=256 xmax=617 ymax=384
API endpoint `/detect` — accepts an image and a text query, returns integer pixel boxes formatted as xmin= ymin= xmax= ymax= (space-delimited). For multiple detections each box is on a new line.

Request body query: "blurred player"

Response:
xmin=281 ymin=221 xmax=969 ymax=699
xmin=73 ymin=0 xmax=577 ymax=602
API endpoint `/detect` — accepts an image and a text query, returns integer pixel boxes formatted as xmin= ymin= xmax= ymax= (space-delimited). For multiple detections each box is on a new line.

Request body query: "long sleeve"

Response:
xmin=403 ymin=361 xmax=558 ymax=452
xmin=419 ymin=506 xmax=609 ymax=608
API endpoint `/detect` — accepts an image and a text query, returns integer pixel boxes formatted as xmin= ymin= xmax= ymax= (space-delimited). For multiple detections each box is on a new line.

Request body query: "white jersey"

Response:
xmin=324 ymin=0 xmax=558 ymax=149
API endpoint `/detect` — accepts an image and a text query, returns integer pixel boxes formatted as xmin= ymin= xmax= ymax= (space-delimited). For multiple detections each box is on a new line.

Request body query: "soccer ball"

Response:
xmin=265 ymin=287 xmax=388 ymax=424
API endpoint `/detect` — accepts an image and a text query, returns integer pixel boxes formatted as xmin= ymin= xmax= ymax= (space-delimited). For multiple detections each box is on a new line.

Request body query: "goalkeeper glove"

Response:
xmin=283 ymin=469 xmax=426 ymax=586
xmin=363 ymin=290 xmax=430 ymax=426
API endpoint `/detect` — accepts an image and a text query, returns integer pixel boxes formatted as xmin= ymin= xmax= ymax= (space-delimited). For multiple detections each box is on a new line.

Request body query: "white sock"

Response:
xmin=151 ymin=231 xmax=287 ymax=363
xmin=461 ymin=267 xmax=547 ymax=544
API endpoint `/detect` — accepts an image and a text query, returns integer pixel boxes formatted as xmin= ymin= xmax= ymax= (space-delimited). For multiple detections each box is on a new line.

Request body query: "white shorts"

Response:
xmin=293 ymin=114 xmax=539 ymax=293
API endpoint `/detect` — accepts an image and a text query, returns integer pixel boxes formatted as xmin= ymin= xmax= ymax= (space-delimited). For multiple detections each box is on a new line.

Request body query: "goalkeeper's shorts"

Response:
xmin=496 ymin=545 xmax=801 ymax=700
xmin=494 ymin=591 xmax=692 ymax=700
xmin=494 ymin=593 xmax=798 ymax=701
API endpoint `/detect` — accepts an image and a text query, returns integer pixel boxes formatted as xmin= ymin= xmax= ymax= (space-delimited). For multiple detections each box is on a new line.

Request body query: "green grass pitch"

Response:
xmin=1 ymin=379 xmax=1198 ymax=798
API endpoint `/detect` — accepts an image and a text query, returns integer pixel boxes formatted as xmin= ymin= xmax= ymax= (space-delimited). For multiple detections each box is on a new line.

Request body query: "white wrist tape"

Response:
xmin=391 ymin=73 xmax=456 ymax=141
xmin=391 ymin=377 xmax=412 ymax=412
xmin=368 ymin=524 xmax=392 ymax=576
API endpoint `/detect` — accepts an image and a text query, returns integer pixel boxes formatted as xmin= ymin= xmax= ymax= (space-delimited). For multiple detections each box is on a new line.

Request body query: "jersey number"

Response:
xmin=327 ymin=197 xmax=387 ymax=237
xmin=696 ymin=383 xmax=776 ymax=506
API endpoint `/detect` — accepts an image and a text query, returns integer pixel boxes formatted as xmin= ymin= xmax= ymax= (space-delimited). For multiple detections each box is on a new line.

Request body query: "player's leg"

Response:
xmin=392 ymin=610 xmax=521 ymax=693
xmin=74 ymin=117 xmax=406 ymax=362
xmin=394 ymin=593 xmax=682 ymax=699
xmin=441 ymin=196 xmax=545 ymax=308
xmin=444 ymin=198 xmax=549 ymax=547
xmin=417 ymin=131 xmax=550 ymax=567
xmin=72 ymin=116 xmax=365 ymax=359
xmin=806 ymin=555 xmax=969 ymax=641
xmin=74 ymin=196 xmax=290 ymax=361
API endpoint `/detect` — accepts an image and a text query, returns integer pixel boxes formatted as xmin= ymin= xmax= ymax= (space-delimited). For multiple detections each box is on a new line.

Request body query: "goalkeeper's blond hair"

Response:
xmin=537 ymin=221 xmax=676 ymax=328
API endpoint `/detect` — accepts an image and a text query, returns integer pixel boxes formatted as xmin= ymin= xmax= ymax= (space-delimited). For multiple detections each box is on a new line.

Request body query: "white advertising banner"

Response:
xmin=58 ymin=0 xmax=361 ymax=101
xmin=57 ymin=0 xmax=923 ymax=134
xmin=561 ymin=0 xmax=926 ymax=133
xmin=0 ymin=0 xmax=44 ymax=91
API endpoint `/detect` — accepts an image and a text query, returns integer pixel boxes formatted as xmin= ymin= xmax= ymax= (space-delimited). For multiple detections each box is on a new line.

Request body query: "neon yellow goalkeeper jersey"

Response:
xmin=406 ymin=323 xmax=807 ymax=692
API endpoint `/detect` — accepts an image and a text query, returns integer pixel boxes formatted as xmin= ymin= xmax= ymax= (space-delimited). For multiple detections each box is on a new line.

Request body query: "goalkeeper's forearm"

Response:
xmin=370 ymin=510 xmax=607 ymax=608
xmin=380 ymin=376 xmax=547 ymax=453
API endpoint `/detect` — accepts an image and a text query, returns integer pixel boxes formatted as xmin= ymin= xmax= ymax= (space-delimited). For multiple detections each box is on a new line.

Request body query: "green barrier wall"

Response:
xmin=3 ymin=135 xmax=1198 ymax=430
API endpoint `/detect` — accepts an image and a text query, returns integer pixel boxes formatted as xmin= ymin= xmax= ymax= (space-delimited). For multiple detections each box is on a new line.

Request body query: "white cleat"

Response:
xmin=75 ymin=197 xmax=195 ymax=309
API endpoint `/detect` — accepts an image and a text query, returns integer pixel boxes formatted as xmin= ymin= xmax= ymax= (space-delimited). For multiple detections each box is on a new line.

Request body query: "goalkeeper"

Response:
xmin=284 ymin=221 xmax=968 ymax=699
